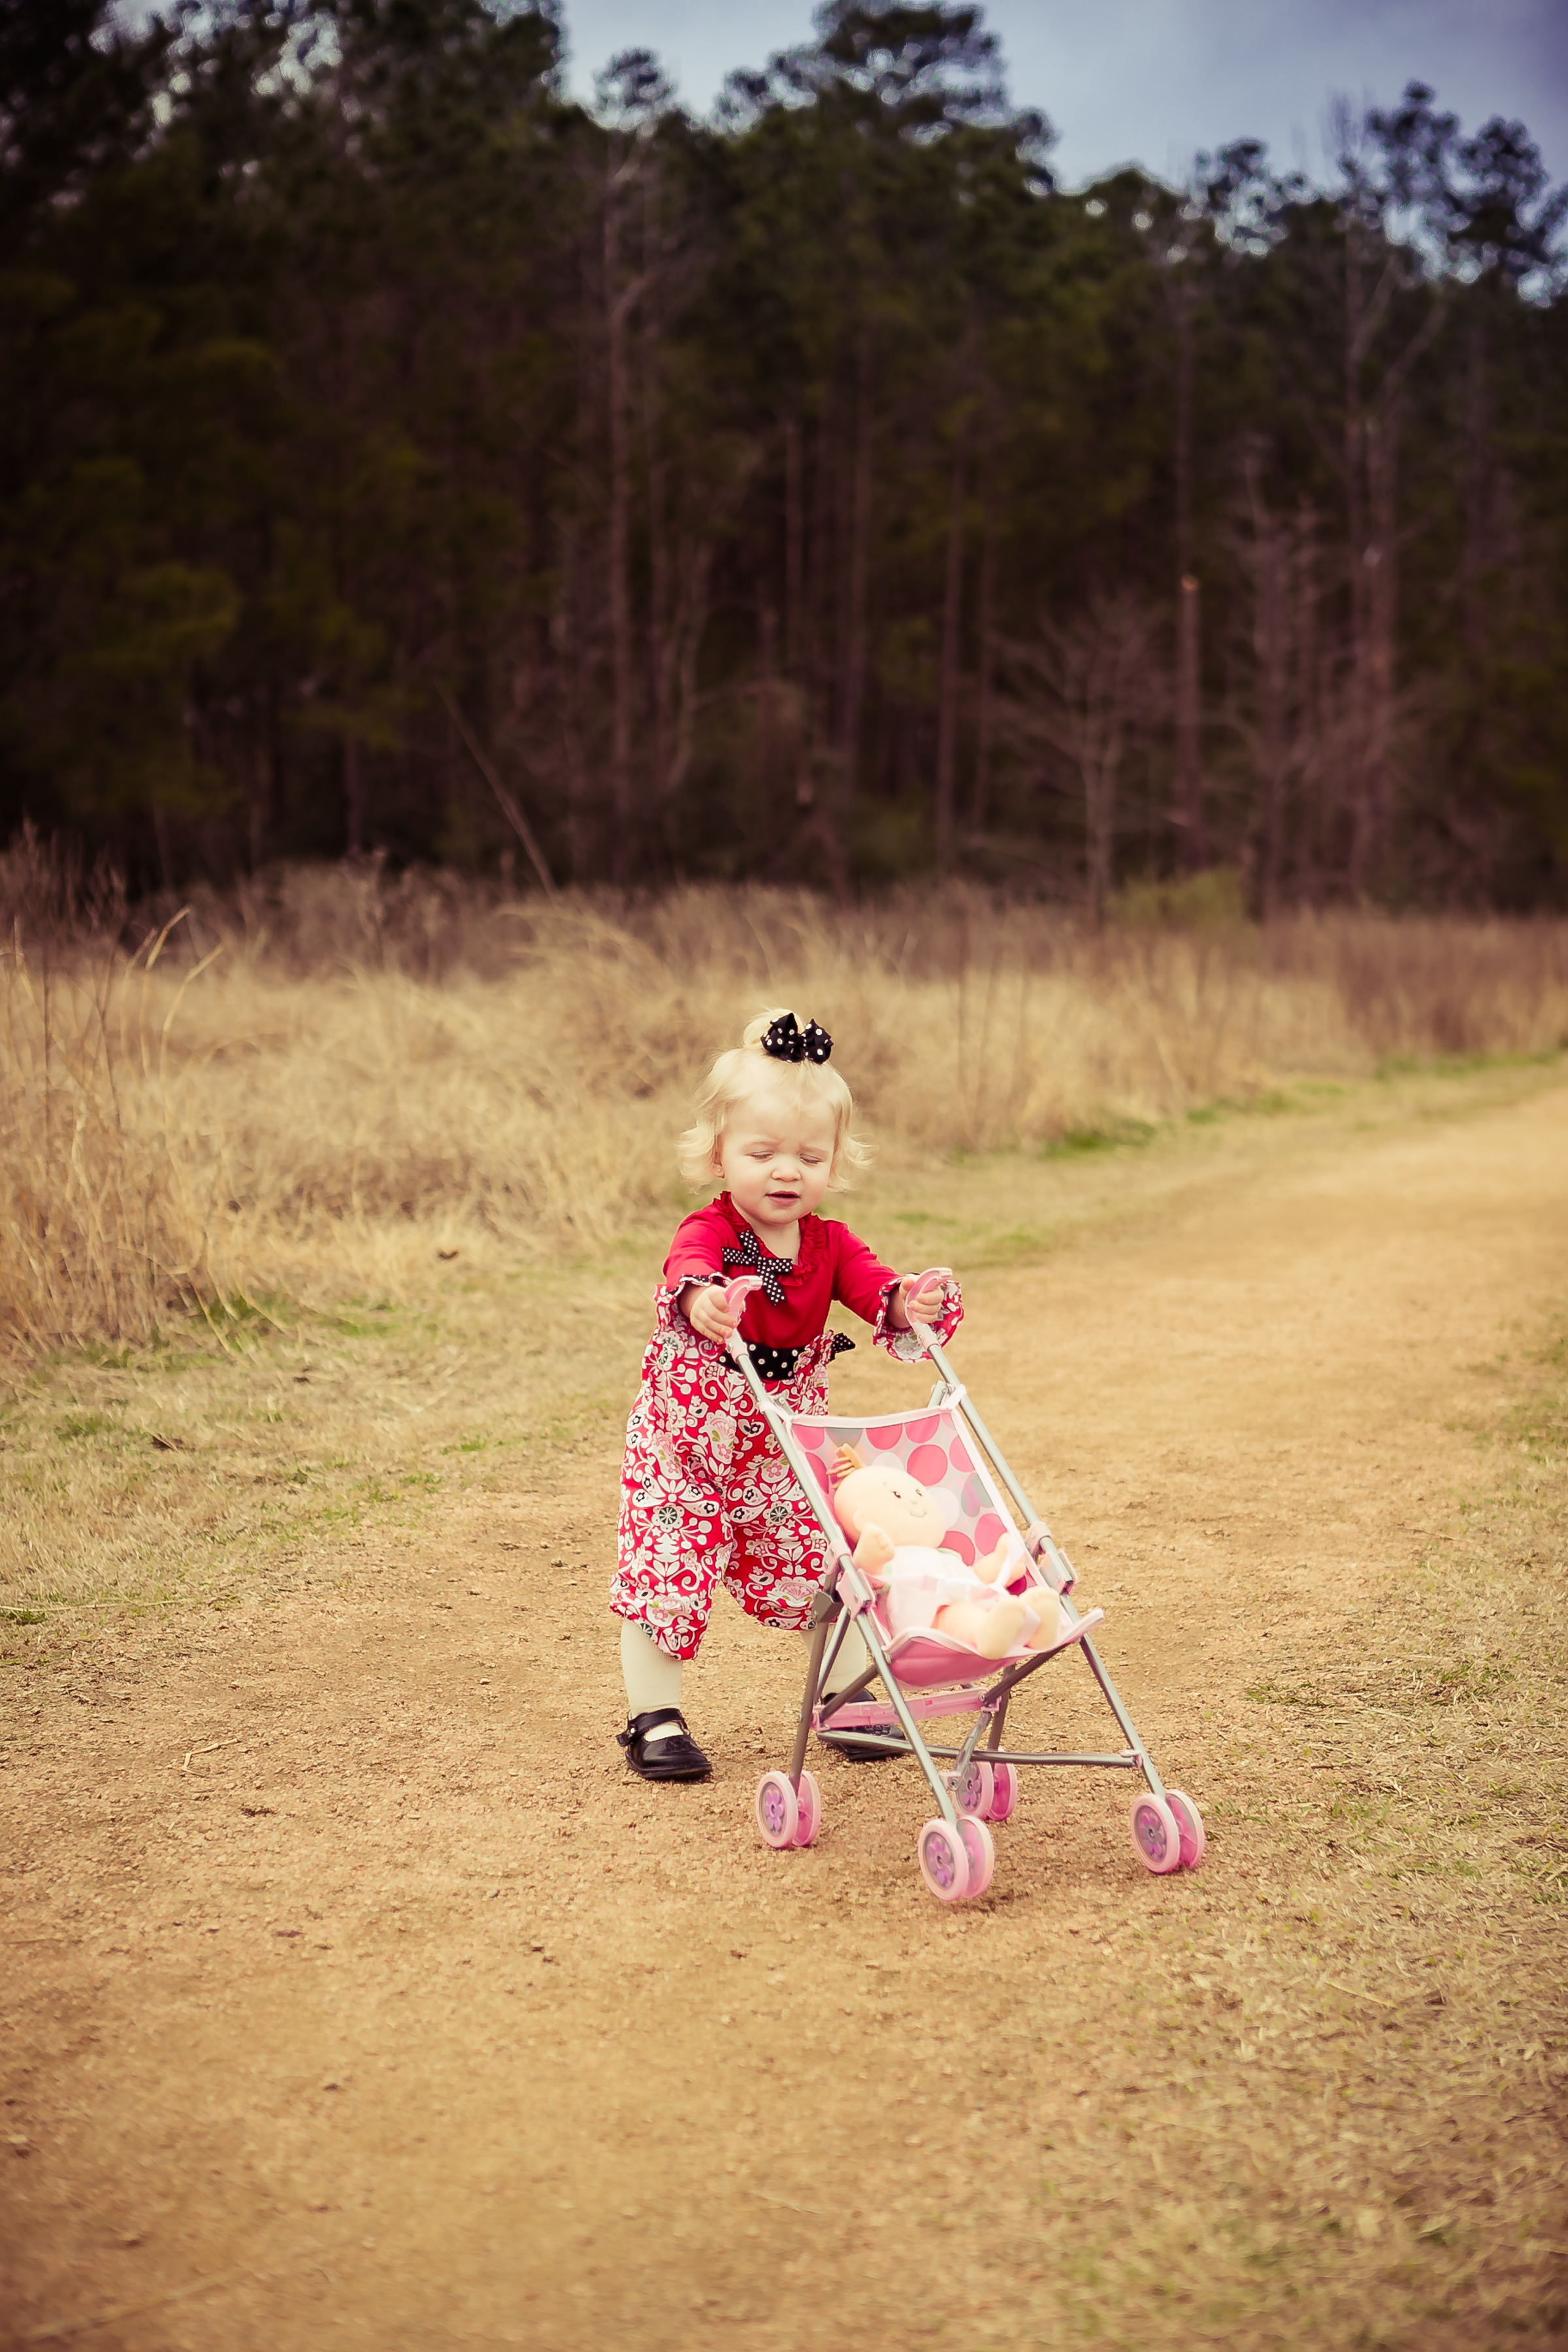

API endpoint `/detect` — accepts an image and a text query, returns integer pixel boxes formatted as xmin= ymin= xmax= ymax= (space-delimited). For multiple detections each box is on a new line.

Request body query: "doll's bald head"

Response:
xmin=830 ymin=1449 xmax=943 ymax=1544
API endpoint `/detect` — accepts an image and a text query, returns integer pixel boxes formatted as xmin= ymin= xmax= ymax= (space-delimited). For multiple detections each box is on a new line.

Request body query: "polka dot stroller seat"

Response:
xmin=724 ymin=1275 xmax=1207 ymax=1904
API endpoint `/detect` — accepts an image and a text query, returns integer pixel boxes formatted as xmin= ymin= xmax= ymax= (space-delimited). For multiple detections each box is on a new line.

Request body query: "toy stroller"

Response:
xmin=723 ymin=1273 xmax=1206 ymax=1903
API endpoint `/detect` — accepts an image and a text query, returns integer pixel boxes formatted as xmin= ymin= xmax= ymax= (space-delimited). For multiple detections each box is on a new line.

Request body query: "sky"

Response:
xmin=555 ymin=0 xmax=1568 ymax=191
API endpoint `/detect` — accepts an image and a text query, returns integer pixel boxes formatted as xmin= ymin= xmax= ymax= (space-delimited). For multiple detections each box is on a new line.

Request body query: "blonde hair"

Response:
xmin=678 ymin=1008 xmax=872 ymax=1192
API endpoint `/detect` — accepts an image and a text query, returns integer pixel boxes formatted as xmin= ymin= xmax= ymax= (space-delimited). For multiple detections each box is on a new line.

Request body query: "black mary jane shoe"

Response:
xmin=617 ymin=1708 xmax=712 ymax=1784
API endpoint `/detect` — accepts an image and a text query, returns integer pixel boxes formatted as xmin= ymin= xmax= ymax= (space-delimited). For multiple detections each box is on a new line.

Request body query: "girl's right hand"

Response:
xmin=683 ymin=1282 xmax=741 ymax=1343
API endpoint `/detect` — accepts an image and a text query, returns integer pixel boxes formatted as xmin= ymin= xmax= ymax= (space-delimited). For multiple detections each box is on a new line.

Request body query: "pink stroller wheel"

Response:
xmin=917 ymin=1819 xmax=972 ymax=1902
xmin=952 ymin=1757 xmax=995 ymax=1818
xmin=988 ymin=1763 xmax=1019 ymax=1823
xmin=1164 ymin=1789 xmax=1206 ymax=1869
xmin=958 ymin=1815 xmax=996 ymax=1899
xmin=1128 ymin=1792 xmax=1183 ymax=1875
xmin=755 ymin=1771 xmax=799 ymax=1850
xmin=791 ymin=1770 xmax=823 ymax=1848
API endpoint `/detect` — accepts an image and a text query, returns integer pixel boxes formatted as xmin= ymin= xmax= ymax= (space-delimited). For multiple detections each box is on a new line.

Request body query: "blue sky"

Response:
xmin=556 ymin=0 xmax=1568 ymax=189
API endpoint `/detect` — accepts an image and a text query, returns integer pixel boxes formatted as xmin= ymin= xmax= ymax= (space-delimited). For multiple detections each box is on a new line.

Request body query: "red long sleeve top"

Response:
xmin=664 ymin=1194 xmax=901 ymax=1352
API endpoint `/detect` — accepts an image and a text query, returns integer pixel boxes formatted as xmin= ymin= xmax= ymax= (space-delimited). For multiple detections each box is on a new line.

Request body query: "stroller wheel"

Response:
xmin=917 ymin=1819 xmax=972 ymax=1902
xmin=791 ymin=1770 xmax=823 ymax=1848
xmin=958 ymin=1815 xmax=996 ymax=1898
xmin=988 ymin=1763 xmax=1019 ymax=1823
xmin=1128 ymin=1792 xmax=1183 ymax=1876
xmin=952 ymin=1757 xmax=995 ymax=1818
xmin=1164 ymin=1789 xmax=1207 ymax=1870
xmin=755 ymin=1771 xmax=800 ymax=1850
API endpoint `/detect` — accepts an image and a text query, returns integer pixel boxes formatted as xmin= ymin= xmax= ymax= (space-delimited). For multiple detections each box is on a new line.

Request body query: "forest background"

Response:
xmin=4 ymin=0 xmax=1568 ymax=915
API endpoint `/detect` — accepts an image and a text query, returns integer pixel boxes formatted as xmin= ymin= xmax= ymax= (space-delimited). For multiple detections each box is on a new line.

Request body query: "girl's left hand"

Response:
xmin=899 ymin=1266 xmax=954 ymax=1326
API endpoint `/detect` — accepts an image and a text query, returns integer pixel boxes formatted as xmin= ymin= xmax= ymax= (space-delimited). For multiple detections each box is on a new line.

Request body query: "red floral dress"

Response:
xmin=610 ymin=1194 xmax=964 ymax=1661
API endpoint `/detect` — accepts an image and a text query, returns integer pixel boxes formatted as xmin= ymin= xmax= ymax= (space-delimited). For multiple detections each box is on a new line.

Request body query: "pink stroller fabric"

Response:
xmin=787 ymin=1393 xmax=1094 ymax=1690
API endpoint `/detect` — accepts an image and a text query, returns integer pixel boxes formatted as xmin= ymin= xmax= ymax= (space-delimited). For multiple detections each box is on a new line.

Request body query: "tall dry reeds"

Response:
xmin=0 ymin=916 xmax=240 ymax=1354
xmin=3 ymin=858 xmax=1567 ymax=1357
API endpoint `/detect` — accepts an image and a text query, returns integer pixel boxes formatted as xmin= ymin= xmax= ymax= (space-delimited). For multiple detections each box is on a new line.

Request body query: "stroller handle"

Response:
xmin=721 ymin=1273 xmax=764 ymax=1352
xmin=901 ymin=1264 xmax=951 ymax=1352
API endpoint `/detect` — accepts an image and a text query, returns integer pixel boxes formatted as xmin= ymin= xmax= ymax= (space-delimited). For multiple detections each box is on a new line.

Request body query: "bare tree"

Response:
xmin=933 ymin=398 xmax=970 ymax=866
xmin=1243 ymin=451 xmax=1288 ymax=913
xmin=969 ymin=480 xmax=998 ymax=838
xmin=1330 ymin=99 xmax=1447 ymax=894
xmin=1164 ymin=210 xmax=1207 ymax=869
xmin=840 ymin=321 xmax=875 ymax=806
xmin=1292 ymin=498 xmax=1327 ymax=894
xmin=595 ymin=52 xmax=671 ymax=881
xmin=1003 ymin=593 xmax=1162 ymax=925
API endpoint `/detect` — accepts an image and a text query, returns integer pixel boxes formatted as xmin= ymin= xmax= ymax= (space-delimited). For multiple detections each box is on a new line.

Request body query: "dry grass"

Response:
xmin=3 ymin=855 xmax=1568 ymax=1357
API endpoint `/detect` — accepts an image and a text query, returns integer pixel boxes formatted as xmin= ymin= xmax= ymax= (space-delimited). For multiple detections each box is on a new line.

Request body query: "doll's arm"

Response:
xmin=851 ymin=1523 xmax=895 ymax=1583
xmin=973 ymin=1530 xmax=1015 ymax=1586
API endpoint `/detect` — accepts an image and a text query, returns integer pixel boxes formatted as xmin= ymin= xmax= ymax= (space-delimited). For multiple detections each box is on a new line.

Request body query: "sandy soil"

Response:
xmin=3 ymin=1076 xmax=1566 ymax=2351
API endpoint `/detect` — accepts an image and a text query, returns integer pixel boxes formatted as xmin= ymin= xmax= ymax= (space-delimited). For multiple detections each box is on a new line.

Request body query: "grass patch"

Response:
xmin=57 ymin=1411 xmax=116 ymax=1441
xmin=1375 ymin=1045 xmax=1566 ymax=1081
xmin=1043 ymin=1117 xmax=1160 ymax=1158
xmin=1245 ymin=1678 xmax=1330 ymax=1708
xmin=1186 ymin=1088 xmax=1294 ymax=1123
xmin=1426 ymin=1657 xmax=1514 ymax=1702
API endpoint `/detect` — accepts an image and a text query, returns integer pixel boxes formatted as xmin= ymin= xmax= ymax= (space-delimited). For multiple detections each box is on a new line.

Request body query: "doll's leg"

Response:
xmin=1021 ymin=1587 xmax=1064 ymax=1648
xmin=934 ymin=1596 xmax=1029 ymax=1658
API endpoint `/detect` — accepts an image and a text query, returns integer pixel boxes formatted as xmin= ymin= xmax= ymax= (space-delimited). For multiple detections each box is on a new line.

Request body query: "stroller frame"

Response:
xmin=729 ymin=1313 xmax=1203 ymax=1897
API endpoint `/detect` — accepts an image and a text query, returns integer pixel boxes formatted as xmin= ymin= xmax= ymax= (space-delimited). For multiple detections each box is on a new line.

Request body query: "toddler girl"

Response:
xmin=610 ymin=1008 xmax=963 ymax=1780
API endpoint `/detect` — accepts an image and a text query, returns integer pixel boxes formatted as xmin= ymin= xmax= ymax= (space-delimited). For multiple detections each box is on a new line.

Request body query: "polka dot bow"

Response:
xmin=721 ymin=1224 xmax=794 ymax=1305
xmin=762 ymin=1013 xmax=832 ymax=1066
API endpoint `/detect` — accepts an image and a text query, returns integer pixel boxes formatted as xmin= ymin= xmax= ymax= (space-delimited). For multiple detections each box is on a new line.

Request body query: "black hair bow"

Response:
xmin=721 ymin=1224 xmax=794 ymax=1305
xmin=762 ymin=1013 xmax=832 ymax=1065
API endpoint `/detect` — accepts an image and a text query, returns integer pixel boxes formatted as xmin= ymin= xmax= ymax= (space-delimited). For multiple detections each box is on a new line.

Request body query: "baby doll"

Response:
xmin=831 ymin=1449 xmax=1063 ymax=1659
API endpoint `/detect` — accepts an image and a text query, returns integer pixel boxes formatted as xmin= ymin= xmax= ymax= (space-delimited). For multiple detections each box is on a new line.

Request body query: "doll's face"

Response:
xmin=833 ymin=1462 xmax=941 ymax=1546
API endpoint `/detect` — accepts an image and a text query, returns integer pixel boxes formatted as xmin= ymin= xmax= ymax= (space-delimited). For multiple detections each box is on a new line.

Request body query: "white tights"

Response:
xmin=620 ymin=1620 xmax=685 ymax=1743
xmin=618 ymin=1615 xmax=874 ymax=1749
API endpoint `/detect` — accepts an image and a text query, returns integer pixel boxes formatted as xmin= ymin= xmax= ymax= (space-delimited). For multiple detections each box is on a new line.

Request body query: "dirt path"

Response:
xmin=3 ymin=1079 xmax=1567 ymax=2351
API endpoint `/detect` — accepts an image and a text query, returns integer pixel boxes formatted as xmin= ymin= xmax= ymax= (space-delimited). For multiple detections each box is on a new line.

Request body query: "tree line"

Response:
xmin=3 ymin=0 xmax=1566 ymax=909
